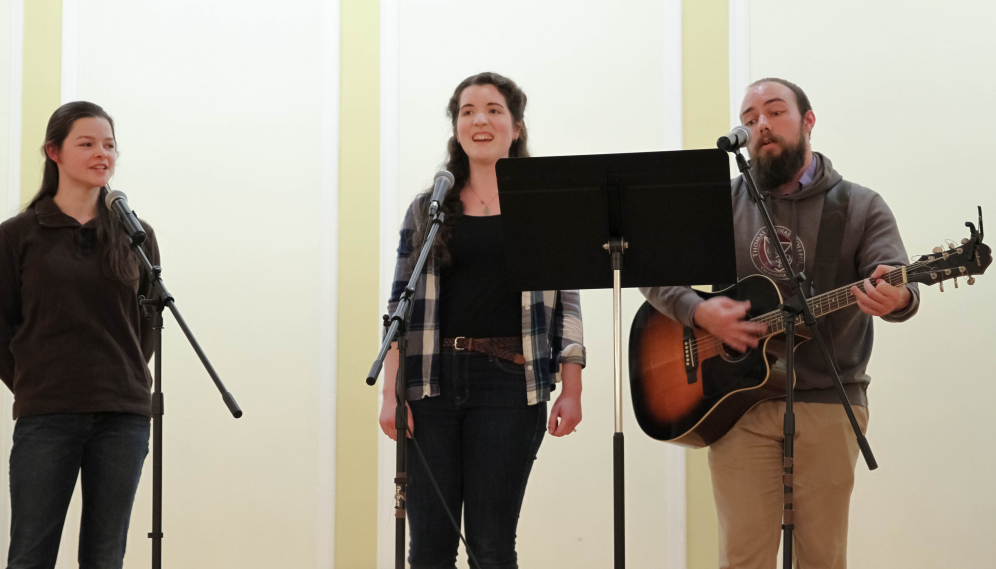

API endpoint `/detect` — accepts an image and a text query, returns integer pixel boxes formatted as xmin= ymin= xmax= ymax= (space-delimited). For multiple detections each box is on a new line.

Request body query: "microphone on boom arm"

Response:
xmin=104 ymin=190 xmax=147 ymax=245
xmin=429 ymin=171 xmax=455 ymax=216
xmin=717 ymin=125 xmax=752 ymax=152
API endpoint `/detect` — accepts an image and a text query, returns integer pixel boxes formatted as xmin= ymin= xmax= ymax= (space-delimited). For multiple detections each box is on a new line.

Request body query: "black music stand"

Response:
xmin=496 ymin=148 xmax=736 ymax=568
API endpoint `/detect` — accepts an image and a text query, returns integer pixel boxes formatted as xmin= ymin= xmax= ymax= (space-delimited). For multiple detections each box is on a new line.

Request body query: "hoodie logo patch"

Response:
xmin=750 ymin=226 xmax=805 ymax=279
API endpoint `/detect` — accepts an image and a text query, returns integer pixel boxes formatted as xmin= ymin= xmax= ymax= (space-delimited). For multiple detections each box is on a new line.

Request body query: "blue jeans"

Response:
xmin=7 ymin=412 xmax=150 ymax=569
xmin=407 ymin=349 xmax=546 ymax=569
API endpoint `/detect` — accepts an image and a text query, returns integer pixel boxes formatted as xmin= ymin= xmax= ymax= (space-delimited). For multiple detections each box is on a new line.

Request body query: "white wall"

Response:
xmin=748 ymin=2 xmax=996 ymax=567
xmin=0 ymin=0 xmax=13 ymax=214
xmin=384 ymin=1 xmax=684 ymax=567
xmin=52 ymin=1 xmax=336 ymax=567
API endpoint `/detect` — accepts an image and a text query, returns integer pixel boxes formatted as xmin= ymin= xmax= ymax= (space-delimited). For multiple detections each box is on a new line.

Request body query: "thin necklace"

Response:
xmin=467 ymin=183 xmax=498 ymax=216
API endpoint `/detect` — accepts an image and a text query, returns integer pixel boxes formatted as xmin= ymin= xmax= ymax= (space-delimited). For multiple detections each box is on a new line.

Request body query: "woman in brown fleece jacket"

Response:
xmin=0 ymin=102 xmax=159 ymax=568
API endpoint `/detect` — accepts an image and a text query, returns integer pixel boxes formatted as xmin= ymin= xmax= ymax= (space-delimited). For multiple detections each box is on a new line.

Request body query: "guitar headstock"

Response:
xmin=907 ymin=212 xmax=992 ymax=289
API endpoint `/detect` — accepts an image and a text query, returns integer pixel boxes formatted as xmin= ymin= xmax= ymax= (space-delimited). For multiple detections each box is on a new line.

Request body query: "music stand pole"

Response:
xmin=496 ymin=148 xmax=738 ymax=569
xmin=779 ymin=299 xmax=799 ymax=566
xmin=608 ymin=236 xmax=626 ymax=569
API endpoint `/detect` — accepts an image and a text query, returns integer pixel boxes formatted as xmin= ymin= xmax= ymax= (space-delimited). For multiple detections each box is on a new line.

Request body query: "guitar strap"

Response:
xmin=812 ymin=179 xmax=852 ymax=296
xmin=810 ymin=178 xmax=851 ymax=365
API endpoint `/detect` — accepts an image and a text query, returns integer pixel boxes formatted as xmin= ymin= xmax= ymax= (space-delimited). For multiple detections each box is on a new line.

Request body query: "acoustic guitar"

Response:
xmin=628 ymin=226 xmax=991 ymax=448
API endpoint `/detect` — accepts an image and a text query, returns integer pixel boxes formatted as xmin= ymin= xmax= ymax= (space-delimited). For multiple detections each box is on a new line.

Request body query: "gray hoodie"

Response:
xmin=640 ymin=152 xmax=919 ymax=406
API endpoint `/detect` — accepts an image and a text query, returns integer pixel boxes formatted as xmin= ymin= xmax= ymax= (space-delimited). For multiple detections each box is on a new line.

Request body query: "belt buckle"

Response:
xmin=454 ymin=336 xmax=468 ymax=351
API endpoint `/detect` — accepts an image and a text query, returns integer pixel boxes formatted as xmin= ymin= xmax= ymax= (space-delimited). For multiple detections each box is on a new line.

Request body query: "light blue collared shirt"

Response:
xmin=795 ymin=153 xmax=820 ymax=192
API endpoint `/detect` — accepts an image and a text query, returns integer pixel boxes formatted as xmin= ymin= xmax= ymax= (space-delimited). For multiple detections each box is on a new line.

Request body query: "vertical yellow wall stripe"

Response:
xmin=336 ymin=0 xmax=380 ymax=567
xmin=19 ymin=0 xmax=61 ymax=204
xmin=682 ymin=1 xmax=728 ymax=568
xmin=683 ymin=0 xmax=729 ymax=151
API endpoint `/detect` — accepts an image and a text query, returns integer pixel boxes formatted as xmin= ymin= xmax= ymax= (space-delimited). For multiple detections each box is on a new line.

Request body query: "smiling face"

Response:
xmin=46 ymin=116 xmax=117 ymax=192
xmin=455 ymin=84 xmax=521 ymax=166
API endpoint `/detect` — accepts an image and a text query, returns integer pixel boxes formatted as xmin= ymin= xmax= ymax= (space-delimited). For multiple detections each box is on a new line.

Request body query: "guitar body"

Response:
xmin=628 ymin=224 xmax=992 ymax=448
xmin=629 ymin=275 xmax=804 ymax=448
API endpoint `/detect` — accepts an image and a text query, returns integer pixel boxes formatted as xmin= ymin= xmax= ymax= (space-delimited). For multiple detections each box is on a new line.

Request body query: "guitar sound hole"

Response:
xmin=719 ymin=344 xmax=751 ymax=362
xmin=717 ymin=302 xmax=762 ymax=363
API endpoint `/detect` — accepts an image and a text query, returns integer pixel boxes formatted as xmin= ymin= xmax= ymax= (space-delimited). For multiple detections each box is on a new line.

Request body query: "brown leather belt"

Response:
xmin=441 ymin=336 xmax=526 ymax=365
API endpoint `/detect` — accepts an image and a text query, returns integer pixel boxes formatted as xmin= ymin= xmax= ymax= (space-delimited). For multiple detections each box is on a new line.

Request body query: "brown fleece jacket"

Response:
xmin=0 ymin=196 xmax=159 ymax=419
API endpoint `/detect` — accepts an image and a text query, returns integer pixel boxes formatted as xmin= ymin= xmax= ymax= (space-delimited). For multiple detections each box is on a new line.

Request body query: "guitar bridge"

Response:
xmin=683 ymin=327 xmax=698 ymax=384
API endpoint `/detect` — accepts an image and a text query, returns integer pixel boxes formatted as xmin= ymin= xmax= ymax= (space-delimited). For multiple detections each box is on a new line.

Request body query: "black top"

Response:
xmin=0 ymin=197 xmax=159 ymax=419
xmin=439 ymin=215 xmax=521 ymax=339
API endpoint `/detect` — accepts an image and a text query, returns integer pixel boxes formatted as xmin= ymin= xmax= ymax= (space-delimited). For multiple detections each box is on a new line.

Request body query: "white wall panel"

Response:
xmin=60 ymin=0 xmax=77 ymax=104
xmin=390 ymin=1 xmax=683 ymax=567
xmin=69 ymin=1 xmax=333 ymax=567
xmin=376 ymin=1 xmax=400 ymax=566
xmin=748 ymin=2 xmax=996 ymax=567
xmin=1 ymin=0 xmax=19 ymax=218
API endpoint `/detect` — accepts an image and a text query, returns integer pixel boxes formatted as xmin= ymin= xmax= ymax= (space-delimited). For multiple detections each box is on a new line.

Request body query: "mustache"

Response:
xmin=753 ymin=132 xmax=786 ymax=150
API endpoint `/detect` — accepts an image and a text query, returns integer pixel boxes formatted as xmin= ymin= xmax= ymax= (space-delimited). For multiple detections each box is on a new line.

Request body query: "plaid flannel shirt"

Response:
xmin=387 ymin=198 xmax=586 ymax=406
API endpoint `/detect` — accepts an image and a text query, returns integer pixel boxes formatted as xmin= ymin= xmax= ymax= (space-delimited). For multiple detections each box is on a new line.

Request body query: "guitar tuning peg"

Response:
xmin=939 ymin=281 xmax=945 ymax=292
xmin=962 ymin=238 xmax=970 ymax=245
xmin=954 ymin=278 xmax=959 ymax=289
xmin=968 ymin=276 xmax=976 ymax=285
xmin=933 ymin=246 xmax=943 ymax=253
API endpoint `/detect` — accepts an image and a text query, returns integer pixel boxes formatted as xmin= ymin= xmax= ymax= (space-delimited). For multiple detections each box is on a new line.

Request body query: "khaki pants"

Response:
xmin=708 ymin=401 xmax=869 ymax=569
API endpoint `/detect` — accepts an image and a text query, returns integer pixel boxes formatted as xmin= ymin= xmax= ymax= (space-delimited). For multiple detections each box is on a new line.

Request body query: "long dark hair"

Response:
xmin=411 ymin=72 xmax=530 ymax=266
xmin=28 ymin=101 xmax=142 ymax=284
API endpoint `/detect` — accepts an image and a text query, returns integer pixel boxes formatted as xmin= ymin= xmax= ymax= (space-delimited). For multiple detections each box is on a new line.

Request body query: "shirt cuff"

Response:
xmin=559 ymin=343 xmax=586 ymax=367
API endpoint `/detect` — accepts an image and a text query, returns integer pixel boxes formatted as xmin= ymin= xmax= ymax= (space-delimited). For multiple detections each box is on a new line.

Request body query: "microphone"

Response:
xmin=104 ymin=190 xmax=147 ymax=245
xmin=717 ymin=125 xmax=752 ymax=152
xmin=428 ymin=170 xmax=455 ymax=215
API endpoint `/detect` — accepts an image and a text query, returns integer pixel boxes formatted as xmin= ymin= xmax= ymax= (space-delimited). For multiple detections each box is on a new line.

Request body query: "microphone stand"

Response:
xmin=124 ymin=233 xmax=243 ymax=569
xmin=366 ymin=204 xmax=481 ymax=569
xmin=729 ymin=149 xmax=876 ymax=569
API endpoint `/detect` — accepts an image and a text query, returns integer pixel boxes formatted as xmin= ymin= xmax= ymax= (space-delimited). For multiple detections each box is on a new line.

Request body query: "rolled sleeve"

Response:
xmin=552 ymin=289 xmax=586 ymax=369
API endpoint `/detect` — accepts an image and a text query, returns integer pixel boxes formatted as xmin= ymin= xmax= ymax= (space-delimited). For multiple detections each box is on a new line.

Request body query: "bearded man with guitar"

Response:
xmin=640 ymin=78 xmax=920 ymax=569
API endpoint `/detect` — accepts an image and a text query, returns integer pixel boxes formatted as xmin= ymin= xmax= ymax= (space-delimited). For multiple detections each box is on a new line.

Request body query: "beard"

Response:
xmin=749 ymin=127 xmax=807 ymax=192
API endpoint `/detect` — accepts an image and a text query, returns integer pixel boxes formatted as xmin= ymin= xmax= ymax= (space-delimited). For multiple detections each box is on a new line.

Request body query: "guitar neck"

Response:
xmin=755 ymin=266 xmax=908 ymax=336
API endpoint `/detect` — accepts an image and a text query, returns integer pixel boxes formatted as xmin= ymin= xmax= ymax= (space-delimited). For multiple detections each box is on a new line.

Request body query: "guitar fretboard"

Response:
xmin=754 ymin=268 xmax=907 ymax=336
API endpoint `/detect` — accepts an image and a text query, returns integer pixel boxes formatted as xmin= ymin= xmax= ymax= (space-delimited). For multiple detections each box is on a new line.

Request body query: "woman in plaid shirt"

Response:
xmin=379 ymin=72 xmax=586 ymax=569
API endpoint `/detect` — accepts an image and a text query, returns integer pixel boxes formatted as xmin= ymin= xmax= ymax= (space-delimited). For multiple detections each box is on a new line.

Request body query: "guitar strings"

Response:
xmin=684 ymin=261 xmax=940 ymax=355
xmin=682 ymin=259 xmax=947 ymax=356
